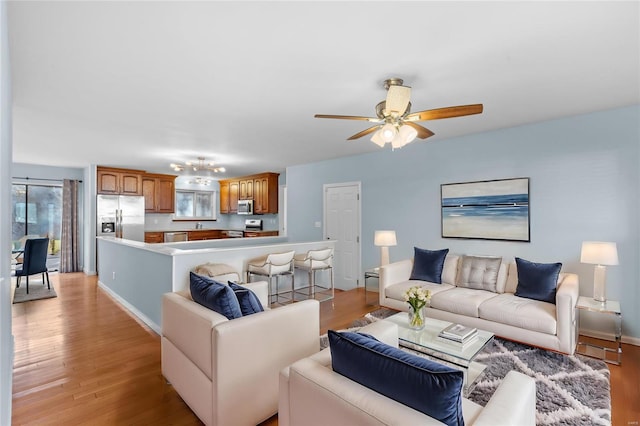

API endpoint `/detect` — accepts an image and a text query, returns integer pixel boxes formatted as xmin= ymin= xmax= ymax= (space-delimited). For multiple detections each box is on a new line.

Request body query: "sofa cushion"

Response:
xmin=430 ymin=287 xmax=499 ymax=318
xmin=478 ymin=293 xmax=557 ymax=335
xmin=441 ymin=254 xmax=460 ymax=285
xmin=456 ymin=255 xmax=502 ymax=292
xmin=189 ymin=272 xmax=243 ymax=320
xmin=228 ymin=282 xmax=264 ymax=316
xmin=385 ymin=281 xmax=455 ymax=303
xmin=410 ymin=247 xmax=449 ymax=283
xmin=514 ymin=258 xmax=562 ymax=304
xmin=328 ymin=330 xmax=464 ymax=426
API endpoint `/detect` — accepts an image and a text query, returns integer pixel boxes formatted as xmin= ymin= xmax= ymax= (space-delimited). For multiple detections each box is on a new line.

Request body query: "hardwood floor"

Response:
xmin=11 ymin=273 xmax=639 ymax=425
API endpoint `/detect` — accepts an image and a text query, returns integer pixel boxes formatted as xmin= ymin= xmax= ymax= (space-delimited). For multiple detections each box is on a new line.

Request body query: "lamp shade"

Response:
xmin=374 ymin=230 xmax=397 ymax=247
xmin=580 ymin=241 xmax=619 ymax=266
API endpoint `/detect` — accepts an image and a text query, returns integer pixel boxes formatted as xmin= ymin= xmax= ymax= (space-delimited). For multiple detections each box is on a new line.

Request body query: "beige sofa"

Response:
xmin=379 ymin=254 xmax=579 ymax=354
xmin=162 ymin=280 xmax=320 ymax=426
xmin=279 ymin=320 xmax=537 ymax=426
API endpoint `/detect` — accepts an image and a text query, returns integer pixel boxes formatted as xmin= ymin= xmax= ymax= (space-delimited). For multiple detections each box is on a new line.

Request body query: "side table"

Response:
xmin=364 ymin=268 xmax=379 ymax=306
xmin=576 ymin=296 xmax=622 ymax=365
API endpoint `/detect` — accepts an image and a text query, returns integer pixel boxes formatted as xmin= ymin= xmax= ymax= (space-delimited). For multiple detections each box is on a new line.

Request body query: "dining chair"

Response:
xmin=14 ymin=238 xmax=50 ymax=294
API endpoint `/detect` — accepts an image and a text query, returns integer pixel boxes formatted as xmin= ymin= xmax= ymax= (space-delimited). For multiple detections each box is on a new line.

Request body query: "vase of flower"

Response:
xmin=403 ymin=286 xmax=431 ymax=330
xmin=408 ymin=305 xmax=425 ymax=330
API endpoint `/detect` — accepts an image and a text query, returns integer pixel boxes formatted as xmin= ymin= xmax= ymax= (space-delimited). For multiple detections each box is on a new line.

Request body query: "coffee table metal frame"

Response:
xmin=383 ymin=312 xmax=494 ymax=396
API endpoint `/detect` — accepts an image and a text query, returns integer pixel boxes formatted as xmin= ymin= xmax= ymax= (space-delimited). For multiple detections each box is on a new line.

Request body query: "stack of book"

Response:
xmin=438 ymin=323 xmax=478 ymax=347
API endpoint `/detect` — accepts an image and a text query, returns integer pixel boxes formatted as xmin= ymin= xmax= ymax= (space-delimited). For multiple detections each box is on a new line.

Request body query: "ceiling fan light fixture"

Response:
xmin=370 ymin=129 xmax=387 ymax=147
xmin=399 ymin=124 xmax=418 ymax=146
xmin=380 ymin=123 xmax=397 ymax=142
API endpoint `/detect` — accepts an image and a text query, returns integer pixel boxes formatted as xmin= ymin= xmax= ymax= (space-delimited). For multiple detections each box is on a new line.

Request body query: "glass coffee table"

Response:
xmin=383 ymin=312 xmax=494 ymax=396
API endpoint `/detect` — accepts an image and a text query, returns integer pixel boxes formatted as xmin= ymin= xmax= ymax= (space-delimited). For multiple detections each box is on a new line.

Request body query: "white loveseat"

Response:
xmin=162 ymin=280 xmax=320 ymax=426
xmin=380 ymin=254 xmax=579 ymax=354
xmin=279 ymin=320 xmax=537 ymax=426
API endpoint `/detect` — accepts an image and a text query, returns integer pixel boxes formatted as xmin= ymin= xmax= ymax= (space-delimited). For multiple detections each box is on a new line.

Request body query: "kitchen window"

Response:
xmin=175 ymin=190 xmax=216 ymax=220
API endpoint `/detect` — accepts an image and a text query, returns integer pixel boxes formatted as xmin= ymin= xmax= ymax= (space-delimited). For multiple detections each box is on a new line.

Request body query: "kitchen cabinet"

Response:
xmin=253 ymin=173 xmax=279 ymax=214
xmin=144 ymin=232 xmax=165 ymax=244
xmin=243 ymin=230 xmax=279 ymax=238
xmin=188 ymin=230 xmax=223 ymax=241
xmin=219 ymin=172 xmax=279 ymax=215
xmin=142 ymin=173 xmax=176 ymax=213
xmin=97 ymin=167 xmax=144 ymax=195
xmin=229 ymin=181 xmax=239 ymax=213
xmin=239 ymin=179 xmax=253 ymax=200
xmin=219 ymin=181 xmax=230 ymax=214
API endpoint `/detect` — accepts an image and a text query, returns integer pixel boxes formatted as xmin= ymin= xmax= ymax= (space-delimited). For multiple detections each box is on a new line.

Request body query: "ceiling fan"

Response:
xmin=315 ymin=78 xmax=483 ymax=149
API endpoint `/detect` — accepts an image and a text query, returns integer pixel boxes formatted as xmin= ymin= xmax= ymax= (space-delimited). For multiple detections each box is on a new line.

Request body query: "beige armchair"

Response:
xmin=162 ymin=280 xmax=320 ymax=426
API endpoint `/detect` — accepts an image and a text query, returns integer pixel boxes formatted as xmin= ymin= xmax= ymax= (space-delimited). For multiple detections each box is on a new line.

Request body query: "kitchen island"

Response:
xmin=96 ymin=236 xmax=334 ymax=334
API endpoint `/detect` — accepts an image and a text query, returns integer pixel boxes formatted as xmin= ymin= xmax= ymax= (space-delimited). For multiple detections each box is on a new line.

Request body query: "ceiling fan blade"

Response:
xmin=347 ymin=125 xmax=380 ymax=140
xmin=404 ymin=122 xmax=435 ymax=139
xmin=385 ymin=85 xmax=411 ymax=115
xmin=405 ymin=104 xmax=483 ymax=122
xmin=315 ymin=114 xmax=382 ymax=123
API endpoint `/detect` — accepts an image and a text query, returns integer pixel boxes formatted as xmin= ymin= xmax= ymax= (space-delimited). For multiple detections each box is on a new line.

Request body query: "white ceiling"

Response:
xmin=8 ymin=1 xmax=640 ymax=178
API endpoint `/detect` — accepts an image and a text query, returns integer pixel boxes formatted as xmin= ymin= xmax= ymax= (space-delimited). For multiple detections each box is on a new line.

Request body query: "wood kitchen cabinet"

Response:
xmin=97 ymin=167 xmax=144 ymax=195
xmin=239 ymin=179 xmax=253 ymax=200
xmin=219 ymin=181 xmax=230 ymax=214
xmin=253 ymin=173 xmax=279 ymax=214
xmin=243 ymin=230 xmax=279 ymax=238
xmin=229 ymin=181 xmax=239 ymax=213
xmin=187 ymin=230 xmax=223 ymax=241
xmin=219 ymin=172 xmax=279 ymax=215
xmin=144 ymin=232 xmax=165 ymax=244
xmin=142 ymin=173 xmax=176 ymax=213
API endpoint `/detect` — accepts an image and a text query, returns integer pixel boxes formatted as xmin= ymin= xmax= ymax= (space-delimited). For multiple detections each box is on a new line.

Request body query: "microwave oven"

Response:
xmin=237 ymin=199 xmax=253 ymax=215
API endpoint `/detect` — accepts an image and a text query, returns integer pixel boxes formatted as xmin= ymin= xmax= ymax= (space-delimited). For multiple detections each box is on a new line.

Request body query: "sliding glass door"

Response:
xmin=11 ymin=184 xmax=63 ymax=270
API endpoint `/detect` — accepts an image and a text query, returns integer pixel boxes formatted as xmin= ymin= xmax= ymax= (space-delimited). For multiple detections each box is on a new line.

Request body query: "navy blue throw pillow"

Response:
xmin=228 ymin=282 xmax=264 ymax=316
xmin=189 ymin=272 xmax=243 ymax=320
xmin=514 ymin=257 xmax=562 ymax=304
xmin=328 ymin=330 xmax=464 ymax=426
xmin=409 ymin=247 xmax=450 ymax=283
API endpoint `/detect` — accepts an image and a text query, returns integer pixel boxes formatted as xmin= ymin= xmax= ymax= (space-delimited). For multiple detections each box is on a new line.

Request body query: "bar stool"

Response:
xmin=246 ymin=250 xmax=295 ymax=306
xmin=293 ymin=247 xmax=334 ymax=302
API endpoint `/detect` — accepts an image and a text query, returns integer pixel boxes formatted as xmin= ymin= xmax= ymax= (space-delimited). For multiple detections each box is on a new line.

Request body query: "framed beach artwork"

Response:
xmin=441 ymin=177 xmax=530 ymax=242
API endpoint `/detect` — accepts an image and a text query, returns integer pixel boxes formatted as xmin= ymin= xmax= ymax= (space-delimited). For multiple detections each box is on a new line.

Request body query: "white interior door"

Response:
xmin=324 ymin=182 xmax=361 ymax=290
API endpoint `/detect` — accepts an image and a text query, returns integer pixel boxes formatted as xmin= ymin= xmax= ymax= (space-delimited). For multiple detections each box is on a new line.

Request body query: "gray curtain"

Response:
xmin=60 ymin=179 xmax=80 ymax=273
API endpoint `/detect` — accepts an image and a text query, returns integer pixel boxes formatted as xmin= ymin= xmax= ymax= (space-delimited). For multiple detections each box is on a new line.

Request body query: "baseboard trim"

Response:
xmin=579 ymin=328 xmax=639 ymax=347
xmin=97 ymin=281 xmax=161 ymax=335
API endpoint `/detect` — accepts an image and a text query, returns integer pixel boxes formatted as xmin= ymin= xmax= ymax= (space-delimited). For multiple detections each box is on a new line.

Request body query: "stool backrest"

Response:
xmin=266 ymin=250 xmax=295 ymax=275
xmin=307 ymin=248 xmax=333 ymax=265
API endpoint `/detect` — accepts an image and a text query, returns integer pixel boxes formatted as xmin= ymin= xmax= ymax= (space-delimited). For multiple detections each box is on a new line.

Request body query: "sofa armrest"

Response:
xmin=358 ymin=319 xmax=399 ymax=348
xmin=556 ymin=273 xmax=579 ymax=354
xmin=379 ymin=259 xmax=413 ymax=302
xmin=473 ymin=370 xmax=536 ymax=426
xmin=238 ymin=280 xmax=269 ymax=307
xmin=213 ymin=299 xmax=320 ymax=425
xmin=162 ymin=292 xmax=229 ymax=379
xmin=287 ymin=357 xmax=434 ymax=426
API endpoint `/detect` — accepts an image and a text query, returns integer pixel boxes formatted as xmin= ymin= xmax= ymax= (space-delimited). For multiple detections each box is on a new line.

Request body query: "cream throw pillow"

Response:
xmin=456 ymin=255 xmax=503 ymax=292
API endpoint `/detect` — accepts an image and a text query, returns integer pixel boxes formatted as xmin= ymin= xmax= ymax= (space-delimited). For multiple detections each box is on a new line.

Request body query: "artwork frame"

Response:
xmin=441 ymin=177 xmax=530 ymax=242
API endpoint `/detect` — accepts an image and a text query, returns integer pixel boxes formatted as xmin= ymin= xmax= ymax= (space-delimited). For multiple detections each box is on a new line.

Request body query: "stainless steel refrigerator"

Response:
xmin=97 ymin=195 xmax=145 ymax=242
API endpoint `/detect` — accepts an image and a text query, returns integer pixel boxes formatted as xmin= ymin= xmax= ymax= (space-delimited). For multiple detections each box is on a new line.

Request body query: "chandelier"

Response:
xmin=170 ymin=157 xmax=226 ymax=174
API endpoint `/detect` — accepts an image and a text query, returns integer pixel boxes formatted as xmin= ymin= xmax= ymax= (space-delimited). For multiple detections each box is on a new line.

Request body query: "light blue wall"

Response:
xmin=286 ymin=105 xmax=640 ymax=340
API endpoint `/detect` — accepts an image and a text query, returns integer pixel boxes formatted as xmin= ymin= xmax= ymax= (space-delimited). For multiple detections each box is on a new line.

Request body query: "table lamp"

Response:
xmin=580 ymin=241 xmax=618 ymax=302
xmin=374 ymin=230 xmax=397 ymax=266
